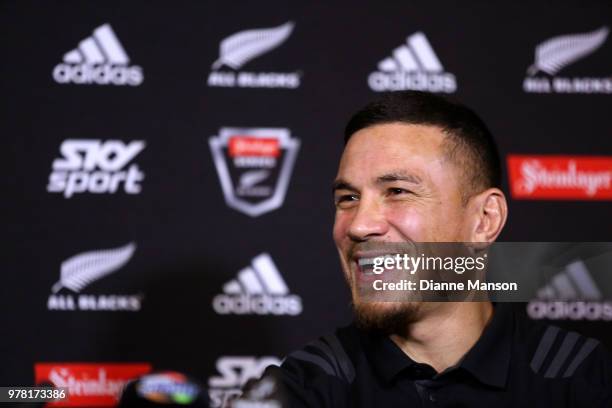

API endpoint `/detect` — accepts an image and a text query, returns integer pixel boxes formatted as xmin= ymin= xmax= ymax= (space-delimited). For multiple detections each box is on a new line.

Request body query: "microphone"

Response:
xmin=118 ymin=371 xmax=209 ymax=407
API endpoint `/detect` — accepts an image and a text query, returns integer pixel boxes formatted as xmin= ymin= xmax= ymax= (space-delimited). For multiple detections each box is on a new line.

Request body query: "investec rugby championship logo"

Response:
xmin=209 ymin=127 xmax=300 ymax=217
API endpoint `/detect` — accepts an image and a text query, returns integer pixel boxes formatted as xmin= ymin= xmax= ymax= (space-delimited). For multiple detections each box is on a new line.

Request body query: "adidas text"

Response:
xmin=53 ymin=64 xmax=143 ymax=86
xmin=368 ymin=72 xmax=456 ymax=93
xmin=212 ymin=294 xmax=302 ymax=315
xmin=528 ymin=301 xmax=612 ymax=321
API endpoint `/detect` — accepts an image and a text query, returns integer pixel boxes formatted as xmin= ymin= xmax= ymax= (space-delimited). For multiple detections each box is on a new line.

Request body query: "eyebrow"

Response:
xmin=332 ymin=172 xmax=423 ymax=194
xmin=376 ymin=171 xmax=423 ymax=185
xmin=332 ymin=179 xmax=358 ymax=194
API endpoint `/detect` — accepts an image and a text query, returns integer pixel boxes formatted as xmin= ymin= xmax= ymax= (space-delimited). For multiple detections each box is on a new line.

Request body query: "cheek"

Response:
xmin=333 ymin=211 xmax=351 ymax=245
xmin=386 ymin=207 xmax=424 ymax=240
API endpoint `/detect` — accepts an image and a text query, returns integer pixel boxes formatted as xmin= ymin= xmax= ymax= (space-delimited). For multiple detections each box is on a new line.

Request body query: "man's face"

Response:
xmin=333 ymin=123 xmax=473 ymax=331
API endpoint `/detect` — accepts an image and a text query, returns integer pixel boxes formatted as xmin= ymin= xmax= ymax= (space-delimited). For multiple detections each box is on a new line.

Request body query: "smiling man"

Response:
xmin=237 ymin=91 xmax=612 ymax=407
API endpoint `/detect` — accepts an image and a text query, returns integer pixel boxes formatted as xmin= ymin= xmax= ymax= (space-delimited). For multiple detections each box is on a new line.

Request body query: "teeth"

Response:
xmin=357 ymin=254 xmax=397 ymax=276
xmin=358 ymin=254 xmax=395 ymax=267
xmin=358 ymin=257 xmax=376 ymax=267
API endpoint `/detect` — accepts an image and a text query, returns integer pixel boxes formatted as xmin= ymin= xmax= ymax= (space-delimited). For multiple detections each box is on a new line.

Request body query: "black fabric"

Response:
xmin=242 ymin=304 xmax=612 ymax=407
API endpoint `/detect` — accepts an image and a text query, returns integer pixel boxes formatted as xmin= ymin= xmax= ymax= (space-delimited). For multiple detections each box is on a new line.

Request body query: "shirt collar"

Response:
xmin=364 ymin=330 xmax=416 ymax=383
xmin=458 ymin=302 xmax=513 ymax=388
xmin=362 ymin=303 xmax=513 ymax=388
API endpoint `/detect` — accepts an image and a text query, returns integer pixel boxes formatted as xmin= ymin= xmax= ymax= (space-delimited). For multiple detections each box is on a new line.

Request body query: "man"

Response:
xmin=236 ymin=91 xmax=612 ymax=407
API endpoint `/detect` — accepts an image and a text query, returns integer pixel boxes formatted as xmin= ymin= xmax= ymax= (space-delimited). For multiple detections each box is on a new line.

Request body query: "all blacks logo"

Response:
xmin=209 ymin=128 xmax=300 ymax=217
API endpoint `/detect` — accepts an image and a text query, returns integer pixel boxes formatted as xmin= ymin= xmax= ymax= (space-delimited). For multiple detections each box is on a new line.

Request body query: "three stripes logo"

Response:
xmin=368 ymin=31 xmax=457 ymax=93
xmin=527 ymin=260 xmax=612 ymax=321
xmin=52 ymin=23 xmax=144 ymax=86
xmin=212 ymin=253 xmax=302 ymax=315
xmin=530 ymin=326 xmax=600 ymax=379
xmin=523 ymin=26 xmax=612 ymax=94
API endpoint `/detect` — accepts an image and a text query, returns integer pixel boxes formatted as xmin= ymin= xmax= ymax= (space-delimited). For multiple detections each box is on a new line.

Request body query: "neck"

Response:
xmin=390 ymin=302 xmax=493 ymax=373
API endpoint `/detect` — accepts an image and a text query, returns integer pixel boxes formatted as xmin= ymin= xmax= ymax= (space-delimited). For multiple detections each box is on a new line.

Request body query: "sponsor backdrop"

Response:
xmin=2 ymin=0 xmax=612 ymax=406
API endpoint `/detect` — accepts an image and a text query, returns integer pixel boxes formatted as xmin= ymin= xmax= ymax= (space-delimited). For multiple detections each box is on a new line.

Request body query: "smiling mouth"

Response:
xmin=355 ymin=254 xmax=398 ymax=276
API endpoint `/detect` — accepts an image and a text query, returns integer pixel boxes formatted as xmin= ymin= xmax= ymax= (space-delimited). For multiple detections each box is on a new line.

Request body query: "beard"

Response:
xmin=352 ymin=301 xmax=422 ymax=336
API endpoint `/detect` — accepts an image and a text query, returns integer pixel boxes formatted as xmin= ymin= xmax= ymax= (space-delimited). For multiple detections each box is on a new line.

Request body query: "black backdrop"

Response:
xmin=2 ymin=1 xmax=612 ymax=406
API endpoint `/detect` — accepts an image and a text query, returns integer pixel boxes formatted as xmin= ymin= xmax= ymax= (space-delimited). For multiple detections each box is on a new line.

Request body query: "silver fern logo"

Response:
xmin=207 ymin=22 xmax=301 ymax=89
xmin=48 ymin=243 xmax=143 ymax=311
xmin=524 ymin=26 xmax=612 ymax=94
xmin=212 ymin=22 xmax=294 ymax=70
xmin=52 ymin=242 xmax=136 ymax=293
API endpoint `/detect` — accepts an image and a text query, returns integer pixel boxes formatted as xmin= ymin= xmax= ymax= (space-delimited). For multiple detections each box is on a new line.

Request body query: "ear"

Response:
xmin=468 ymin=188 xmax=508 ymax=244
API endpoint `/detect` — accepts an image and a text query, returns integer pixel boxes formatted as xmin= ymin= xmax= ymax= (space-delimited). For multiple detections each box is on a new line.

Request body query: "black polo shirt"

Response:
xmin=237 ymin=303 xmax=612 ymax=407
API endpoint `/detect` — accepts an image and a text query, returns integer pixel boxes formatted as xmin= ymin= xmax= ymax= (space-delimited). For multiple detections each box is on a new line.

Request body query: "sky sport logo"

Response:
xmin=208 ymin=356 xmax=281 ymax=408
xmin=47 ymin=242 xmax=144 ymax=312
xmin=523 ymin=26 xmax=611 ymax=94
xmin=47 ymin=139 xmax=146 ymax=198
xmin=527 ymin=260 xmax=612 ymax=321
xmin=209 ymin=127 xmax=300 ymax=217
xmin=368 ymin=31 xmax=457 ymax=93
xmin=53 ymin=23 xmax=143 ymax=86
xmin=35 ymin=363 xmax=152 ymax=407
xmin=212 ymin=253 xmax=302 ymax=316
xmin=507 ymin=155 xmax=612 ymax=200
xmin=207 ymin=21 xmax=301 ymax=89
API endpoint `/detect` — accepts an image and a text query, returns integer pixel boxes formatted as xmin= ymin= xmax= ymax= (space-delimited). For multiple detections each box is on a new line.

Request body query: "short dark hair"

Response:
xmin=344 ymin=91 xmax=501 ymax=201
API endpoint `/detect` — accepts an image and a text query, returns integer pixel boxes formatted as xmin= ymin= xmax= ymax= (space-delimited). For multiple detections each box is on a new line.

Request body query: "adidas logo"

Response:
xmin=527 ymin=260 xmax=612 ymax=321
xmin=212 ymin=253 xmax=302 ymax=315
xmin=368 ymin=31 xmax=457 ymax=93
xmin=52 ymin=23 xmax=144 ymax=86
xmin=523 ymin=26 xmax=612 ymax=94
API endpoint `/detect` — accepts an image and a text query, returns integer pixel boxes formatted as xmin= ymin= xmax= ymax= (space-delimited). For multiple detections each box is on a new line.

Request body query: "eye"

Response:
xmin=334 ymin=194 xmax=359 ymax=207
xmin=387 ymin=187 xmax=410 ymax=196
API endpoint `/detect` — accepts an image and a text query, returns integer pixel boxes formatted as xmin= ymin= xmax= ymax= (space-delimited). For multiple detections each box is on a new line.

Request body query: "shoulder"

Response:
xmin=282 ymin=324 xmax=361 ymax=384
xmin=238 ymin=325 xmax=363 ymax=408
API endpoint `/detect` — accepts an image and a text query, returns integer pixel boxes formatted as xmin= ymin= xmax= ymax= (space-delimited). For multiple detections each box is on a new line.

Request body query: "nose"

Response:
xmin=347 ymin=196 xmax=388 ymax=242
